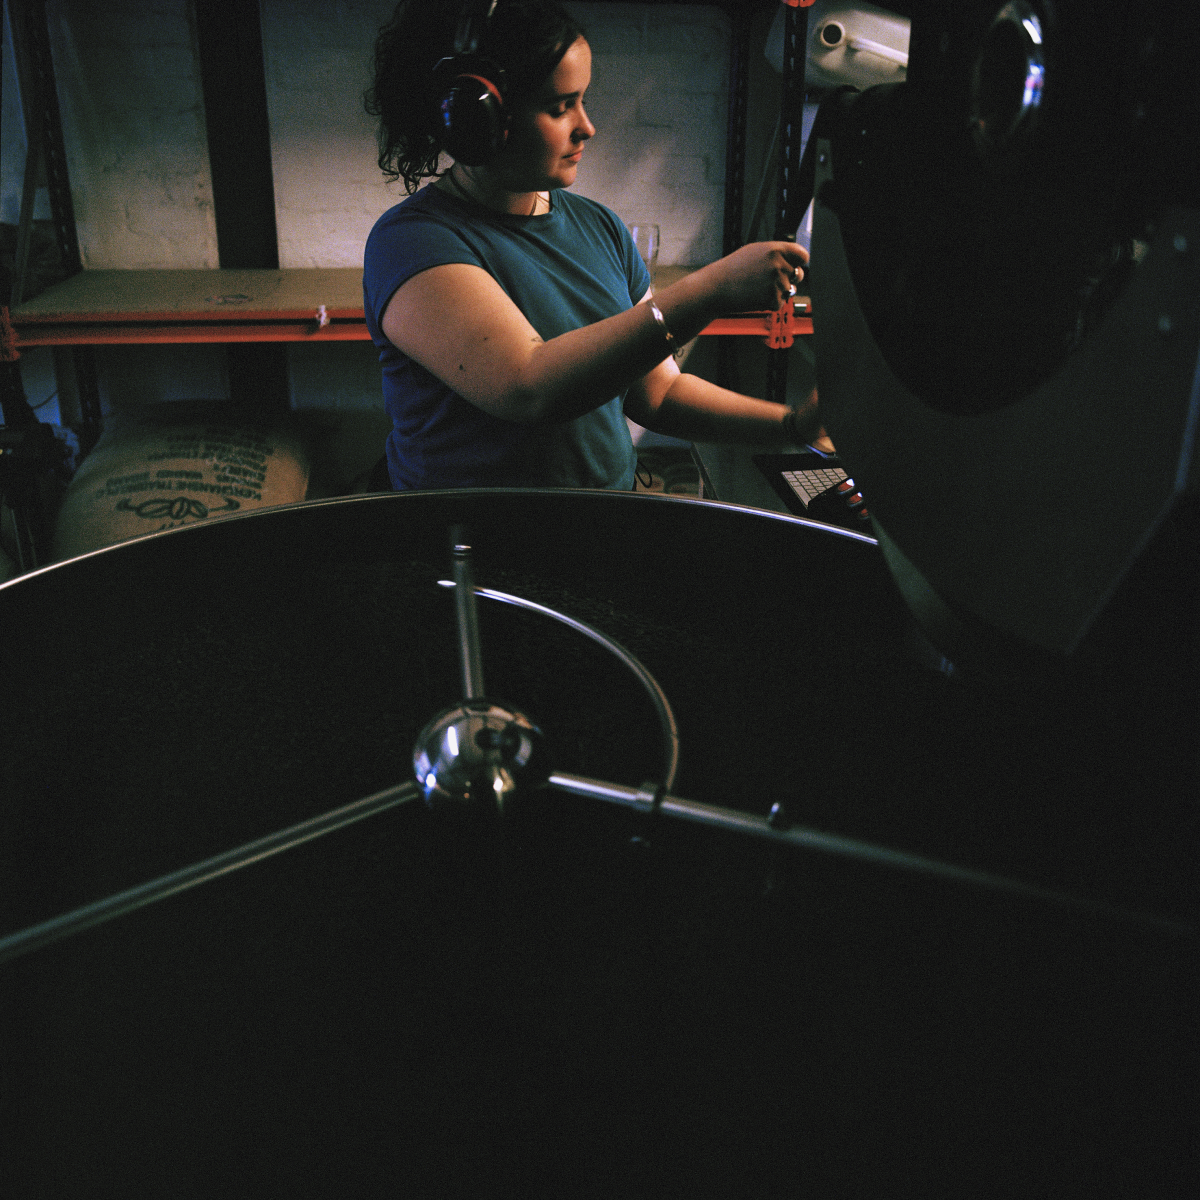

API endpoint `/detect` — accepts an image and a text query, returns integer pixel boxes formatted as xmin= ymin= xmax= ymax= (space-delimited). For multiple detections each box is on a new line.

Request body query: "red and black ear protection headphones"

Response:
xmin=432 ymin=0 xmax=509 ymax=166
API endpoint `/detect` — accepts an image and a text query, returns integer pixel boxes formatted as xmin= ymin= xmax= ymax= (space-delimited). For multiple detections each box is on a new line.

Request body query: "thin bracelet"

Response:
xmin=647 ymin=299 xmax=676 ymax=352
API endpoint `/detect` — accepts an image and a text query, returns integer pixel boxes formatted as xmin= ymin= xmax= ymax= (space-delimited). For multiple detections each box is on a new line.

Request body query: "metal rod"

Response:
xmin=0 ymin=780 xmax=423 ymax=966
xmin=548 ymin=772 xmax=658 ymax=812
xmin=548 ymin=772 xmax=1191 ymax=934
xmin=440 ymin=582 xmax=680 ymax=792
xmin=11 ymin=139 xmax=41 ymax=310
xmin=450 ymin=528 xmax=486 ymax=700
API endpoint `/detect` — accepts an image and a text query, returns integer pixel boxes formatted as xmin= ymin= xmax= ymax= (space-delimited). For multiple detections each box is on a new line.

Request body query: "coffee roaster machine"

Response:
xmin=1 ymin=4 xmax=1195 ymax=1195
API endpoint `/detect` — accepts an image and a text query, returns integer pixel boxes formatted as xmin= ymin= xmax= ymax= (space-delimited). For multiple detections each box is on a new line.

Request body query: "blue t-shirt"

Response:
xmin=363 ymin=185 xmax=651 ymax=490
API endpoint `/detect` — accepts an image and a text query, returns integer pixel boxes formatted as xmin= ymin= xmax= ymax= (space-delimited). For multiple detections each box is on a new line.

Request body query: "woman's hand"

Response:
xmin=698 ymin=241 xmax=809 ymax=313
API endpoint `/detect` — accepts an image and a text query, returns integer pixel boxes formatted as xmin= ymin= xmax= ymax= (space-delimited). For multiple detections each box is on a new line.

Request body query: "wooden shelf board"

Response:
xmin=14 ymin=307 xmax=366 ymax=326
xmin=10 ymin=268 xmax=365 ymax=320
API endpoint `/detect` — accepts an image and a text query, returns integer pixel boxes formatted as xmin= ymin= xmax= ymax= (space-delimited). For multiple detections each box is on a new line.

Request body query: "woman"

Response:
xmin=363 ymin=0 xmax=819 ymax=491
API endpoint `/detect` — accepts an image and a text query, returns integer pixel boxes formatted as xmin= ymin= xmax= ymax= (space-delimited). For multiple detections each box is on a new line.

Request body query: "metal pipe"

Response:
xmin=548 ymin=772 xmax=660 ymax=813
xmin=450 ymin=527 xmax=486 ymax=699
xmin=0 ymin=780 xmax=423 ymax=966
xmin=548 ymin=772 xmax=1191 ymax=934
xmin=440 ymin=582 xmax=680 ymax=792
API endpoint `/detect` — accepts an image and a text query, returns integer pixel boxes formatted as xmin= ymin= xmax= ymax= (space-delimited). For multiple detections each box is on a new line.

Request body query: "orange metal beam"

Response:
xmin=3 ymin=299 xmax=813 ymax=362
xmin=8 ymin=321 xmax=371 ymax=349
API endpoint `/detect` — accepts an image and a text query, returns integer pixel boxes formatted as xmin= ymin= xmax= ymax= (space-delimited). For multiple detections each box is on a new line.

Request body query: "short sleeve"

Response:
xmin=622 ymin=225 xmax=652 ymax=304
xmin=362 ymin=202 xmax=483 ymax=342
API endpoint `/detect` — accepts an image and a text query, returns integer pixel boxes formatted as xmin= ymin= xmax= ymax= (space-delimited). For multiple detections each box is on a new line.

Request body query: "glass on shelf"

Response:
xmin=626 ymin=223 xmax=660 ymax=272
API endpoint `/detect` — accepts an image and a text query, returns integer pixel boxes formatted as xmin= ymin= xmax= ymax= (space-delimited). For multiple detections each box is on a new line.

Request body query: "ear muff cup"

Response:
xmin=435 ymin=60 xmax=509 ymax=166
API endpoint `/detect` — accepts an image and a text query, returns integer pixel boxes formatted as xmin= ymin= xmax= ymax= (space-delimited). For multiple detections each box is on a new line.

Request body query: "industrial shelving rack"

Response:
xmin=0 ymin=0 xmax=815 ymax=567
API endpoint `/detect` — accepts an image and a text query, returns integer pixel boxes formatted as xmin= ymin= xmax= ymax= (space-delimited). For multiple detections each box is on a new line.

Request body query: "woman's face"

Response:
xmin=491 ymin=36 xmax=595 ymax=192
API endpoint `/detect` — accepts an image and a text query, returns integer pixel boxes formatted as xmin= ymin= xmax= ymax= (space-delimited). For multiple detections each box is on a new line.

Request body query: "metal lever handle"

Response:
xmin=450 ymin=526 xmax=485 ymax=699
xmin=545 ymin=772 xmax=1189 ymax=933
xmin=0 ymin=780 xmax=422 ymax=966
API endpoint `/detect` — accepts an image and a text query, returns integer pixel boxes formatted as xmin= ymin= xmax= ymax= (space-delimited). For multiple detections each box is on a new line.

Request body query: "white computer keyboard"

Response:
xmin=781 ymin=465 xmax=848 ymax=508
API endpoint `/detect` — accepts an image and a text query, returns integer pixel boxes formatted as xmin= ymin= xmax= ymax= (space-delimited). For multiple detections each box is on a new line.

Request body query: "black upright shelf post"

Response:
xmin=2 ymin=0 xmax=95 ymax=567
xmin=6 ymin=0 xmax=103 ymax=450
xmin=194 ymin=0 xmax=290 ymax=410
xmin=717 ymin=1 xmax=755 ymax=388
xmin=767 ymin=0 xmax=810 ymax=407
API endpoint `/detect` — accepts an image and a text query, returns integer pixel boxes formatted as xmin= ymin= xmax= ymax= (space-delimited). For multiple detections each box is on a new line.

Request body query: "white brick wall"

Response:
xmin=261 ymin=0 xmax=396 ymax=269
xmin=565 ymin=2 xmax=731 ymax=267
xmin=29 ymin=0 xmax=735 ymax=271
xmin=47 ymin=0 xmax=217 ymax=269
xmin=264 ymin=1 xmax=733 ymax=268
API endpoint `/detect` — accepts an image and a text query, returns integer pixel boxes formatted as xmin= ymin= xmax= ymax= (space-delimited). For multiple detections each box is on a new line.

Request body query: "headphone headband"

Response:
xmin=433 ymin=3 xmax=509 ymax=167
xmin=454 ymin=0 xmax=500 ymax=56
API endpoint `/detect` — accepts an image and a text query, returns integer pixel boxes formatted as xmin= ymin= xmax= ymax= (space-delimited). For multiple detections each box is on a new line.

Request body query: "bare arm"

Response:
xmin=379 ymin=241 xmax=807 ymax=425
xmin=624 ymin=354 xmax=823 ymax=446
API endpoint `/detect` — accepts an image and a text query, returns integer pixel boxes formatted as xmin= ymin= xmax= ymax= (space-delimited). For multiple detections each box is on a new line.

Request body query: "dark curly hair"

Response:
xmin=364 ymin=0 xmax=586 ymax=193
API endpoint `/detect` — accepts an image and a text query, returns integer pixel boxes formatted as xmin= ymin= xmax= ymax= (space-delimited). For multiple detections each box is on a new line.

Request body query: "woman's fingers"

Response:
xmin=774 ymin=244 xmax=808 ymax=303
xmin=761 ymin=243 xmax=808 ymax=307
xmin=779 ymin=245 xmax=807 ymax=291
xmin=715 ymin=241 xmax=809 ymax=311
